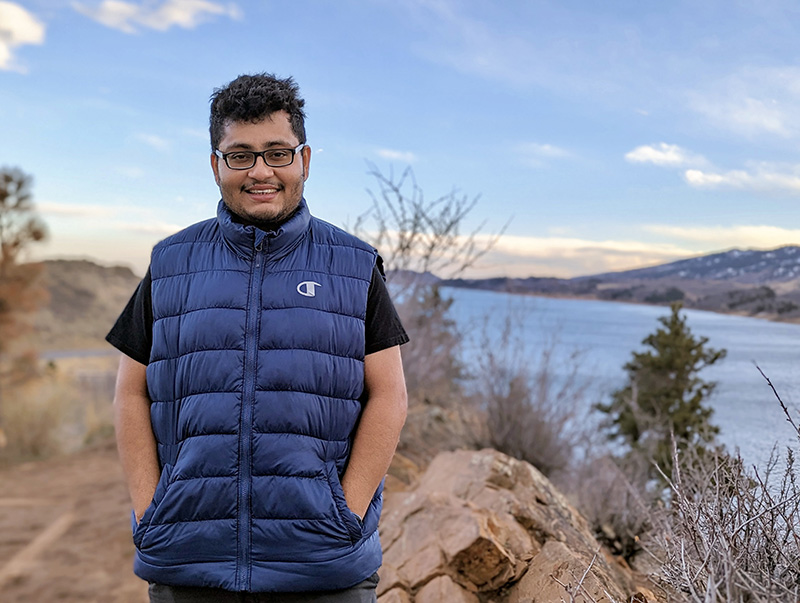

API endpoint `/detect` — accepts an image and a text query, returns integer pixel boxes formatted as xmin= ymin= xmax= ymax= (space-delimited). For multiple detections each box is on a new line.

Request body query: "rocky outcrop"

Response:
xmin=378 ymin=449 xmax=657 ymax=602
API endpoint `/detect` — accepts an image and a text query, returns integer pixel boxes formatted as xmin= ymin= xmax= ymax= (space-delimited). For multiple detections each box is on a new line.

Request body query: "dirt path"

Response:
xmin=0 ymin=439 xmax=148 ymax=602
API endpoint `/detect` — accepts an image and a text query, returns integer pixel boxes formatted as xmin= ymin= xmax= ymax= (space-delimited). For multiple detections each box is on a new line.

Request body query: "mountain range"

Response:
xmin=442 ymin=245 xmax=800 ymax=321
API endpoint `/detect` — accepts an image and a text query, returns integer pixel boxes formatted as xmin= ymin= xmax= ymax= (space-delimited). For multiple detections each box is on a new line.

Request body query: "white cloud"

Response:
xmin=405 ymin=0 xmax=536 ymax=88
xmin=517 ymin=142 xmax=571 ymax=168
xmin=462 ymin=233 xmax=694 ymax=278
xmin=490 ymin=233 xmax=689 ymax=259
xmin=692 ymin=94 xmax=787 ymax=137
xmin=72 ymin=0 xmax=242 ymax=34
xmin=39 ymin=201 xmax=183 ymax=235
xmin=623 ymin=143 xmax=800 ymax=195
xmin=625 ymin=143 xmax=706 ymax=167
xmin=522 ymin=143 xmax=570 ymax=158
xmin=394 ymin=0 xmax=651 ymax=100
xmin=0 ymin=2 xmax=45 ymax=72
xmin=117 ymin=219 xmax=183 ymax=235
xmin=117 ymin=165 xmax=146 ymax=178
xmin=38 ymin=201 xmax=117 ymax=218
xmin=135 ymin=132 xmax=171 ymax=150
xmin=688 ymin=67 xmax=800 ymax=138
xmin=684 ymin=163 xmax=800 ymax=193
xmin=376 ymin=148 xmax=418 ymax=163
xmin=644 ymin=224 xmax=800 ymax=249
xmin=362 ymin=224 xmax=693 ymax=278
xmin=182 ymin=127 xmax=208 ymax=140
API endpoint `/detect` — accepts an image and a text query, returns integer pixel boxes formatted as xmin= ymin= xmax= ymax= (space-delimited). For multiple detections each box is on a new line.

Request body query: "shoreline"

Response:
xmin=438 ymin=285 xmax=800 ymax=326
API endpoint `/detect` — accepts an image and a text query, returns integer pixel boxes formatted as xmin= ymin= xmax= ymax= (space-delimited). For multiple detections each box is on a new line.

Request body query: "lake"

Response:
xmin=443 ymin=287 xmax=800 ymax=470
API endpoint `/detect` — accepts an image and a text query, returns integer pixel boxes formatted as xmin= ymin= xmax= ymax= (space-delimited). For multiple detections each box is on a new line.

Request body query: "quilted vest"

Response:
xmin=132 ymin=199 xmax=381 ymax=592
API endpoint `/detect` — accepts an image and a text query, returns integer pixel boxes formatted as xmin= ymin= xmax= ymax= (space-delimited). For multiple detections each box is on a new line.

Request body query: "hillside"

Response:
xmin=34 ymin=259 xmax=142 ymax=350
xmin=443 ymin=245 xmax=800 ymax=321
xmin=590 ymin=246 xmax=800 ymax=283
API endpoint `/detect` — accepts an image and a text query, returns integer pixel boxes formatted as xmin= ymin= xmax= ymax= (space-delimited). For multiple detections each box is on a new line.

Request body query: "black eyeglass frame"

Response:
xmin=214 ymin=143 xmax=307 ymax=170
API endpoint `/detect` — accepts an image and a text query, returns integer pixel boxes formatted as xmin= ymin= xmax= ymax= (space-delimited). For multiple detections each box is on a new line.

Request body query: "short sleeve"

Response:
xmin=365 ymin=259 xmax=409 ymax=355
xmin=106 ymin=268 xmax=153 ymax=365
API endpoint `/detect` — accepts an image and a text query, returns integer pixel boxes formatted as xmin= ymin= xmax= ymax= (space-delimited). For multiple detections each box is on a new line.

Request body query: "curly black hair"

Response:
xmin=209 ymin=73 xmax=306 ymax=150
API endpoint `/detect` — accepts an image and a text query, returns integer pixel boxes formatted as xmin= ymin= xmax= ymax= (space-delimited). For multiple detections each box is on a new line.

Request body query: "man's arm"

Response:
xmin=341 ymin=345 xmax=408 ymax=518
xmin=113 ymin=354 xmax=160 ymax=522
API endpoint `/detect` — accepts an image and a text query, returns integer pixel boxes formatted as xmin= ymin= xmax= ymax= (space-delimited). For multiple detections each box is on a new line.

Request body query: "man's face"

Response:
xmin=211 ymin=111 xmax=310 ymax=227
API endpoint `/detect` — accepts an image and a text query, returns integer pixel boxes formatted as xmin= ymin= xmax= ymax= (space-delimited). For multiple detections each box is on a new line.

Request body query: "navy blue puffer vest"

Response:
xmin=133 ymin=199 xmax=381 ymax=592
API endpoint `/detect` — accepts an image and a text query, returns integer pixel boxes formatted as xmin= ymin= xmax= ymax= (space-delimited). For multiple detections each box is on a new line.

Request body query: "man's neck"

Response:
xmin=229 ymin=206 xmax=301 ymax=233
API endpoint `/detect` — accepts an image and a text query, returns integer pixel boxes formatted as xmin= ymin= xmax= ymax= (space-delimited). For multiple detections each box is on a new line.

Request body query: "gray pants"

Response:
xmin=148 ymin=573 xmax=379 ymax=603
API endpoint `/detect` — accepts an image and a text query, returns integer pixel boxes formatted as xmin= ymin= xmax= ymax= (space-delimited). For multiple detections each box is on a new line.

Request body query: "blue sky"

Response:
xmin=4 ymin=0 xmax=800 ymax=278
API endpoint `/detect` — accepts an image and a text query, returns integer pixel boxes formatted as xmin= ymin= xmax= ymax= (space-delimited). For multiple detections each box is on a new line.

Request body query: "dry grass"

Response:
xmin=0 ymin=354 xmax=118 ymax=465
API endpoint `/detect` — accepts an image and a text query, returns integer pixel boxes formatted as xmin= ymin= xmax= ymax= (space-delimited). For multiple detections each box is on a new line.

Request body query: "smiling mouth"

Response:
xmin=245 ymin=186 xmax=282 ymax=196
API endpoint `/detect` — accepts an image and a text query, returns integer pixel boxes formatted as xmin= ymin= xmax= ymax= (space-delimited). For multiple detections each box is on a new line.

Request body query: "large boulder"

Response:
xmin=378 ymin=449 xmax=657 ymax=602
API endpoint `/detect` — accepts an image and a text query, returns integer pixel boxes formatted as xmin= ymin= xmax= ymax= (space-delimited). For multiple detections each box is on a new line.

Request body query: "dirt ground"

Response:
xmin=0 ymin=438 xmax=149 ymax=602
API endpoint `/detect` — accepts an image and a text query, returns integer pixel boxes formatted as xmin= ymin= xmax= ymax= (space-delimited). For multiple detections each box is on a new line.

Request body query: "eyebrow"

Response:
xmin=223 ymin=140 xmax=296 ymax=150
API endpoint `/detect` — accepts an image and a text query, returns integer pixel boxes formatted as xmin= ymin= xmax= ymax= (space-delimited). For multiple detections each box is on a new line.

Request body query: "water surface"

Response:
xmin=444 ymin=287 xmax=800 ymax=469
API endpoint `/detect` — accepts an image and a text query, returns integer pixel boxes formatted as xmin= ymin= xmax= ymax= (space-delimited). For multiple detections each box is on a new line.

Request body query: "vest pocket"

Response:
xmin=324 ymin=462 xmax=364 ymax=544
xmin=132 ymin=463 xmax=174 ymax=550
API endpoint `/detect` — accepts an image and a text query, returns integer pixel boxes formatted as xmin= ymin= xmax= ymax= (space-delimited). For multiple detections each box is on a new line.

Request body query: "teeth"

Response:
xmin=249 ymin=189 xmax=278 ymax=194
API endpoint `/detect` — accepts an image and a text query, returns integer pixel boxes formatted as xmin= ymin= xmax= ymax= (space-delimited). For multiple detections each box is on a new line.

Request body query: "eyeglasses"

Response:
xmin=215 ymin=143 xmax=306 ymax=170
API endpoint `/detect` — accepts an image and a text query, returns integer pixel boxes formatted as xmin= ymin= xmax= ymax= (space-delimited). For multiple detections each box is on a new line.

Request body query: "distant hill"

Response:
xmin=585 ymin=246 xmax=800 ymax=284
xmin=443 ymin=245 xmax=800 ymax=321
xmin=34 ymin=259 xmax=142 ymax=350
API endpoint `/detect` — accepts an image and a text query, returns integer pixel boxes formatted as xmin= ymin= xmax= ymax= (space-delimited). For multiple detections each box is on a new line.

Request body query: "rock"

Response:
xmin=376 ymin=563 xmax=406 ymax=597
xmin=506 ymin=540 xmax=628 ymax=603
xmin=439 ymin=505 xmax=517 ymax=590
xmin=379 ymin=449 xmax=653 ymax=601
xmin=386 ymin=452 xmax=421 ymax=489
xmin=377 ymin=587 xmax=412 ymax=603
xmin=415 ymin=575 xmax=480 ymax=603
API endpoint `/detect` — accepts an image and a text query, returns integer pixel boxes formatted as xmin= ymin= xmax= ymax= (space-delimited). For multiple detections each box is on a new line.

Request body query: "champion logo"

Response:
xmin=296 ymin=281 xmax=322 ymax=297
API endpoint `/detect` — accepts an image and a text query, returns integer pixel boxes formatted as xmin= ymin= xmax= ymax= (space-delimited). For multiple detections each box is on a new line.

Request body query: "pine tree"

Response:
xmin=595 ymin=302 xmax=726 ymax=479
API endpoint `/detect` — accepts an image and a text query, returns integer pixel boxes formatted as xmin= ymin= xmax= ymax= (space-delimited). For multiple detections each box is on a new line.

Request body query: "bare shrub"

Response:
xmin=647 ymin=370 xmax=800 ymax=602
xmin=356 ymin=163 xmax=502 ymax=285
xmin=354 ymin=164 xmax=596 ymax=478
xmin=470 ymin=309 xmax=592 ymax=478
xmin=395 ymin=285 xmax=463 ymax=407
xmin=352 ymin=165 xmax=504 ymax=465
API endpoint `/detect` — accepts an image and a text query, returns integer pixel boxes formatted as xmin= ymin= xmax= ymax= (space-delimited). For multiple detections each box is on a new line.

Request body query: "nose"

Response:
xmin=247 ymin=155 xmax=275 ymax=178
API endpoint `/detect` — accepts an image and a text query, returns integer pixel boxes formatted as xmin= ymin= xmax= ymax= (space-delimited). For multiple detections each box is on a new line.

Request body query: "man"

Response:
xmin=106 ymin=73 xmax=409 ymax=602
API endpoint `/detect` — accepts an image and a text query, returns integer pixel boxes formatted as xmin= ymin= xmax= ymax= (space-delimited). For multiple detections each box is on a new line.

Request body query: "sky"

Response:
xmin=5 ymin=0 xmax=800 ymax=279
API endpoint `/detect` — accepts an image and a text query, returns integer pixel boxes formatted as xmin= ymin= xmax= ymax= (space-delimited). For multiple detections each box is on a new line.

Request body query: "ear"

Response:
xmin=301 ymin=145 xmax=311 ymax=181
xmin=210 ymin=152 xmax=221 ymax=185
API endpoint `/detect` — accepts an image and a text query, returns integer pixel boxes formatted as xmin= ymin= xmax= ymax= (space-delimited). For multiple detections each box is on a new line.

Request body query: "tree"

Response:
xmin=595 ymin=302 xmax=726 ymax=479
xmin=0 ymin=168 xmax=48 ymax=270
xmin=0 ymin=167 xmax=49 ymax=447
xmin=0 ymin=167 xmax=48 ymax=352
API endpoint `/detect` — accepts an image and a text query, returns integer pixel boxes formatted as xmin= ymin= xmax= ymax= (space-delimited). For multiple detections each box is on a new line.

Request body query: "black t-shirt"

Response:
xmin=106 ymin=260 xmax=408 ymax=365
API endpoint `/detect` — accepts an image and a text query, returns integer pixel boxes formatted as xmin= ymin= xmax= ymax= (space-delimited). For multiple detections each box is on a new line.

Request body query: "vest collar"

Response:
xmin=217 ymin=198 xmax=311 ymax=258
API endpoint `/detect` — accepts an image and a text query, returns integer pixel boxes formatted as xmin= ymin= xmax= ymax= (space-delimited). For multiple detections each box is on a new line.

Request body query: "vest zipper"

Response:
xmin=236 ymin=237 xmax=266 ymax=591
